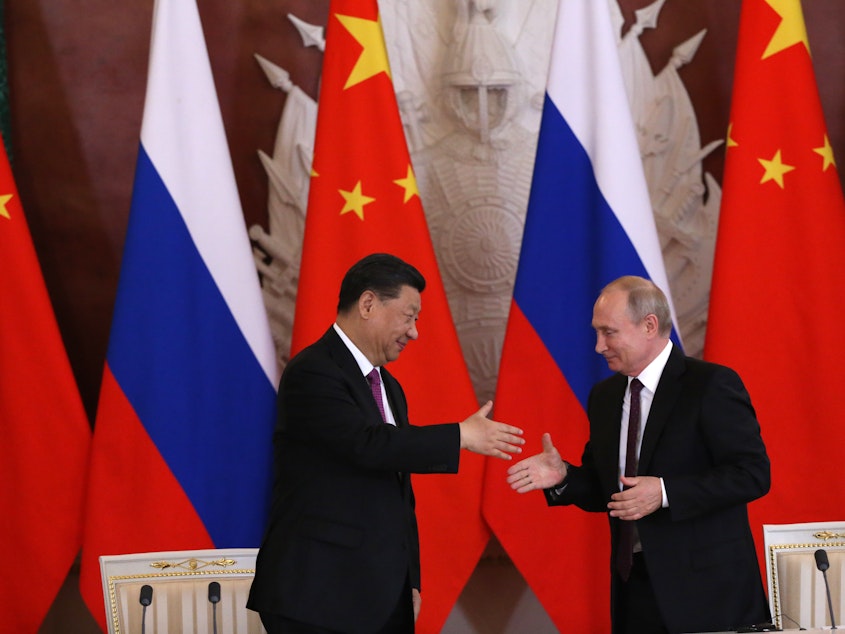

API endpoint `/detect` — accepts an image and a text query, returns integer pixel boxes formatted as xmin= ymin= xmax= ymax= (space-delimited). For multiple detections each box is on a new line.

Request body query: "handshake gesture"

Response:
xmin=458 ymin=401 xmax=524 ymax=460
xmin=506 ymin=433 xmax=568 ymax=492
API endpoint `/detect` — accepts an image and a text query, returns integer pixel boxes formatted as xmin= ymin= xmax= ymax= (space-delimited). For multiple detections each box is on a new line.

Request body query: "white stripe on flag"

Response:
xmin=548 ymin=0 xmax=679 ymax=335
xmin=140 ymin=0 xmax=278 ymax=385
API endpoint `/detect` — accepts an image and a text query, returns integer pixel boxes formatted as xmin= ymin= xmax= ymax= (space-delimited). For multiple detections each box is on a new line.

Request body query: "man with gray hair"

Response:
xmin=507 ymin=275 xmax=770 ymax=633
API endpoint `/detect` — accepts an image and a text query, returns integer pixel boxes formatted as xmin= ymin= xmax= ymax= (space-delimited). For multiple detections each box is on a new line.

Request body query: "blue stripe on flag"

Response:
xmin=514 ymin=95 xmax=654 ymax=408
xmin=107 ymin=145 xmax=276 ymax=546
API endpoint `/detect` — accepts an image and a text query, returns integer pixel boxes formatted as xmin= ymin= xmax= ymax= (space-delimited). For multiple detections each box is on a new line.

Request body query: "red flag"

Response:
xmin=0 ymin=136 xmax=91 ymax=631
xmin=293 ymin=1 xmax=485 ymax=630
xmin=705 ymin=0 xmax=845 ymax=559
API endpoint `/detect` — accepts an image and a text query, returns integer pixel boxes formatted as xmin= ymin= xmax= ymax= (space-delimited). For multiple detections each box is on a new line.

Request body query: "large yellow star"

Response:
xmin=758 ymin=149 xmax=795 ymax=188
xmin=813 ymin=134 xmax=836 ymax=171
xmin=0 ymin=193 xmax=12 ymax=219
xmin=393 ymin=165 xmax=419 ymax=203
xmin=762 ymin=0 xmax=810 ymax=59
xmin=339 ymin=181 xmax=376 ymax=220
xmin=335 ymin=13 xmax=391 ymax=90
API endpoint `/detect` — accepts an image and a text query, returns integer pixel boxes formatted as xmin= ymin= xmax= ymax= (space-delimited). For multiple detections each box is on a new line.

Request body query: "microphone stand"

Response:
xmin=208 ymin=581 xmax=221 ymax=634
xmin=815 ymin=549 xmax=837 ymax=630
xmin=139 ymin=584 xmax=153 ymax=634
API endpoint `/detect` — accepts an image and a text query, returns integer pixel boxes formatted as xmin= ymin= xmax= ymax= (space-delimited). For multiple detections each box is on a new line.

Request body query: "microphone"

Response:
xmin=139 ymin=585 xmax=153 ymax=634
xmin=208 ymin=581 xmax=221 ymax=604
xmin=815 ymin=548 xmax=830 ymax=572
xmin=208 ymin=581 xmax=221 ymax=634
xmin=814 ymin=549 xmax=837 ymax=630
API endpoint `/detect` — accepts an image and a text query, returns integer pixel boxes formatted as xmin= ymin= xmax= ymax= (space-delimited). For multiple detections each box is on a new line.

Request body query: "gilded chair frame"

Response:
xmin=99 ymin=547 xmax=264 ymax=634
xmin=763 ymin=521 xmax=845 ymax=630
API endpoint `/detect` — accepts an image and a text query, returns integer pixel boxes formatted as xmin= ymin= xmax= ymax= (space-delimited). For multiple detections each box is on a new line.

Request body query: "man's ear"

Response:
xmin=644 ymin=313 xmax=659 ymax=336
xmin=359 ymin=290 xmax=377 ymax=319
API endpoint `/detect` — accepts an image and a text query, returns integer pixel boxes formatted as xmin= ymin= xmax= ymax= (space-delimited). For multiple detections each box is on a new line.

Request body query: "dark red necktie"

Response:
xmin=617 ymin=378 xmax=643 ymax=581
xmin=367 ymin=368 xmax=387 ymax=423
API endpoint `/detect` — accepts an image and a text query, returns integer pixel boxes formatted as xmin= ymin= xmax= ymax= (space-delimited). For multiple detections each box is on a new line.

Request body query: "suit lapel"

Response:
xmin=324 ymin=327 xmax=385 ymax=426
xmin=381 ymin=369 xmax=408 ymax=428
xmin=638 ymin=346 xmax=685 ymax=473
xmin=325 ymin=328 xmax=410 ymax=492
xmin=379 ymin=367 xmax=411 ymax=491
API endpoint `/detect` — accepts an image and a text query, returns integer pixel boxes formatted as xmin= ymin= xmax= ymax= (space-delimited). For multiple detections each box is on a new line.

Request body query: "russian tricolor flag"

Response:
xmin=80 ymin=0 xmax=278 ymax=628
xmin=482 ymin=0 xmax=678 ymax=630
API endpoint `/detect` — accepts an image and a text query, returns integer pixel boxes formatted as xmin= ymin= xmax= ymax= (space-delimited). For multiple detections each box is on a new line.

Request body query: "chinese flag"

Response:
xmin=705 ymin=0 xmax=845 ymax=557
xmin=292 ymin=0 xmax=486 ymax=631
xmin=0 ymin=135 xmax=91 ymax=631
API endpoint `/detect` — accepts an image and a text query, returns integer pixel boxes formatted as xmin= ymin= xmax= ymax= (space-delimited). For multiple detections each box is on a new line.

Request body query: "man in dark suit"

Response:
xmin=248 ymin=253 xmax=524 ymax=634
xmin=506 ymin=275 xmax=770 ymax=633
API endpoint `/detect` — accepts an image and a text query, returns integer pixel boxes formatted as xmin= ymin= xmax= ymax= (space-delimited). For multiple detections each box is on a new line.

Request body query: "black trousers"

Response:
xmin=260 ymin=577 xmax=414 ymax=634
xmin=614 ymin=552 xmax=668 ymax=634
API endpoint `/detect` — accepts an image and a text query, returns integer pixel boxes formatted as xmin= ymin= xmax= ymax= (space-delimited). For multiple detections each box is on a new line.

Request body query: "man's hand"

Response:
xmin=506 ymin=433 xmax=567 ymax=493
xmin=412 ymin=588 xmax=421 ymax=622
xmin=459 ymin=401 xmax=524 ymax=459
xmin=607 ymin=475 xmax=662 ymax=520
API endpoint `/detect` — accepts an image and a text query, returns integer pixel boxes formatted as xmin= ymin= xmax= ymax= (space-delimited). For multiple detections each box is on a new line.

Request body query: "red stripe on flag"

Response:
xmin=80 ymin=365 xmax=213 ymax=630
xmin=484 ymin=303 xmax=610 ymax=630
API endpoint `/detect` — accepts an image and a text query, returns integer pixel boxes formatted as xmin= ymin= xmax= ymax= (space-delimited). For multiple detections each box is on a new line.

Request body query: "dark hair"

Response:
xmin=337 ymin=253 xmax=426 ymax=314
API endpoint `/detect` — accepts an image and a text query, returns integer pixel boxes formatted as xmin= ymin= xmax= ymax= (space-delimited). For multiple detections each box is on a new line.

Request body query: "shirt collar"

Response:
xmin=333 ymin=322 xmax=376 ymax=377
xmin=630 ymin=340 xmax=672 ymax=393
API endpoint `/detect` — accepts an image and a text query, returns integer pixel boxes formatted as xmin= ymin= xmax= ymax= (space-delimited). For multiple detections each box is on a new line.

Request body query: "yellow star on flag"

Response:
xmin=813 ymin=134 xmax=836 ymax=171
xmin=339 ymin=181 xmax=376 ymax=220
xmin=336 ymin=13 xmax=391 ymax=90
xmin=758 ymin=149 xmax=795 ymax=188
xmin=393 ymin=165 xmax=419 ymax=203
xmin=726 ymin=123 xmax=738 ymax=148
xmin=0 ymin=193 xmax=12 ymax=219
xmin=762 ymin=0 xmax=810 ymax=59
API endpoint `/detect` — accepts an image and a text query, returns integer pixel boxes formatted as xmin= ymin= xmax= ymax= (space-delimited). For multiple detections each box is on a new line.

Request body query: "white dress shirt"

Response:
xmin=619 ymin=339 xmax=673 ymax=507
xmin=333 ymin=323 xmax=397 ymax=426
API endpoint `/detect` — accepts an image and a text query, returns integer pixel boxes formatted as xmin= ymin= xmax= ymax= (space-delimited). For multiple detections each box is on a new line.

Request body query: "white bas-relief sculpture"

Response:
xmin=250 ymin=0 xmax=720 ymax=382
xmin=383 ymin=0 xmax=555 ymax=404
xmin=611 ymin=0 xmax=722 ymax=358
xmin=249 ymin=18 xmax=322 ymax=367
xmin=250 ymin=1 xmax=555 ymax=397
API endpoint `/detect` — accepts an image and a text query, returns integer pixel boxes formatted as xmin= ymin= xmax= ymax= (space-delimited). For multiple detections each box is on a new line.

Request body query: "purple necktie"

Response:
xmin=367 ymin=369 xmax=387 ymax=423
xmin=617 ymin=378 xmax=643 ymax=581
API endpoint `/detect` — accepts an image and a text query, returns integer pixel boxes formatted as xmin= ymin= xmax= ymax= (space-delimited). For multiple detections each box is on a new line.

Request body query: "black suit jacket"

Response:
xmin=548 ymin=345 xmax=771 ymax=633
xmin=247 ymin=327 xmax=460 ymax=633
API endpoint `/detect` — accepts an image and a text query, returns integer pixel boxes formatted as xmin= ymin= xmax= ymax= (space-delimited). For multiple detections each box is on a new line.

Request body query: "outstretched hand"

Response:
xmin=506 ymin=433 xmax=568 ymax=493
xmin=459 ymin=401 xmax=524 ymax=460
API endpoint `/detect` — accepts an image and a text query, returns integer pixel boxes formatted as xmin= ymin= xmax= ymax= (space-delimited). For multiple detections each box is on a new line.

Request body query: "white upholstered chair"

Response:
xmin=763 ymin=521 xmax=845 ymax=630
xmin=99 ymin=547 xmax=265 ymax=634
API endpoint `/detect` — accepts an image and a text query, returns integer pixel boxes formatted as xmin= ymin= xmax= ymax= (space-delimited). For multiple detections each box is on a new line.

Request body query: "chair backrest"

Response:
xmin=763 ymin=521 xmax=845 ymax=630
xmin=99 ymin=548 xmax=265 ymax=634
